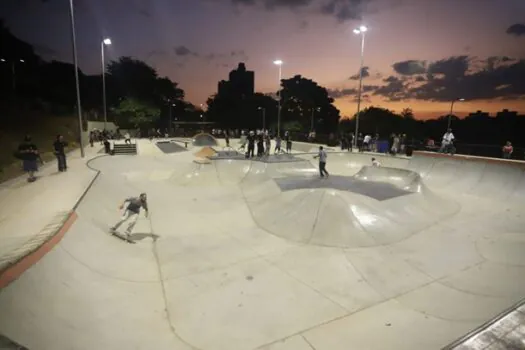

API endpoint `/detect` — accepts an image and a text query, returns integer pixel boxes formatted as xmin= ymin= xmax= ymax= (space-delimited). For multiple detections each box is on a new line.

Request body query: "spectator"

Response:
xmin=53 ymin=134 xmax=68 ymax=172
xmin=18 ymin=135 xmax=40 ymax=182
xmin=502 ymin=141 xmax=513 ymax=159
xmin=440 ymin=128 xmax=455 ymax=155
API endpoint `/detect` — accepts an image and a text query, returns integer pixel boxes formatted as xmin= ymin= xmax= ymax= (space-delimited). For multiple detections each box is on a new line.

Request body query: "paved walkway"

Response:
xmin=0 ymin=145 xmax=101 ymax=274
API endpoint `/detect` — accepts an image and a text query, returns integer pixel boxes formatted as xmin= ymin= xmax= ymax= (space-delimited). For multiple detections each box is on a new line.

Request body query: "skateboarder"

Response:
xmin=313 ymin=146 xmax=329 ymax=178
xmin=110 ymin=193 xmax=149 ymax=239
xmin=371 ymin=157 xmax=381 ymax=167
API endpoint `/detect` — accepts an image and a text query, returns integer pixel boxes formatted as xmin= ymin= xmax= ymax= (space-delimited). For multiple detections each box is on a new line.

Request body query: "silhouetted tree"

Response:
xmin=206 ymin=92 xmax=277 ymax=129
xmin=280 ymin=75 xmax=340 ymax=133
xmin=112 ymin=98 xmax=160 ymax=128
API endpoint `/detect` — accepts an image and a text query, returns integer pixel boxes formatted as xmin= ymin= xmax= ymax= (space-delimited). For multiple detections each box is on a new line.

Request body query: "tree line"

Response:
xmin=2 ymin=20 xmax=523 ymax=149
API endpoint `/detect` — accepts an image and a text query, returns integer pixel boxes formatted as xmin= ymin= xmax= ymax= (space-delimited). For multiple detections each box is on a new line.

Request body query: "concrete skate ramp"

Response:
xmin=242 ymin=159 xmax=458 ymax=248
xmin=2 ymin=152 xmax=525 ymax=350
xmin=192 ymin=133 xmax=218 ymax=147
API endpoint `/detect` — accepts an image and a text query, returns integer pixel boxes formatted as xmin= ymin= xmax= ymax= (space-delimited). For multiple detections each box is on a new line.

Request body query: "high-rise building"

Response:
xmin=217 ymin=63 xmax=254 ymax=98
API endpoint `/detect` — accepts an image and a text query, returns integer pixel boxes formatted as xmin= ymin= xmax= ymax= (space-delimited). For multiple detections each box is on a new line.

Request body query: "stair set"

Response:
xmin=112 ymin=142 xmax=137 ymax=155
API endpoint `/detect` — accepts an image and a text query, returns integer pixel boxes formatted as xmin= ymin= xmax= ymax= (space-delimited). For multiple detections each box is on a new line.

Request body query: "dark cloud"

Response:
xmin=174 ymin=46 xmax=194 ymax=56
xmin=506 ymin=23 xmax=525 ymax=37
xmin=231 ymin=0 xmax=374 ymax=21
xmin=392 ymin=60 xmax=426 ymax=75
xmin=328 ymin=85 xmax=377 ymax=98
xmin=383 ymin=75 xmax=399 ymax=83
xmin=427 ymin=56 xmax=469 ymax=79
xmin=349 ymin=66 xmax=369 ymax=80
xmin=331 ymin=56 xmax=525 ymax=103
xmin=383 ymin=56 xmax=525 ymax=102
xmin=373 ymin=78 xmax=406 ymax=101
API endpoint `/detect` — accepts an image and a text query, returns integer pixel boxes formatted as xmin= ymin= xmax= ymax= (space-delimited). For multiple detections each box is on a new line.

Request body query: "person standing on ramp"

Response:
xmin=314 ymin=146 xmax=329 ymax=178
xmin=110 ymin=193 xmax=149 ymax=240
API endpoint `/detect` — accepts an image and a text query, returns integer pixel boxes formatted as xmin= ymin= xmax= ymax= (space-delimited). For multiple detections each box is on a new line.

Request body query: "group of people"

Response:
xmin=238 ymin=130 xmax=292 ymax=158
xmin=16 ymin=134 xmax=69 ymax=182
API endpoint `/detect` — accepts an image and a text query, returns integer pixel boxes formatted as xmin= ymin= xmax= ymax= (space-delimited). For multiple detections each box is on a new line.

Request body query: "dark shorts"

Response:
xmin=23 ymin=160 xmax=38 ymax=172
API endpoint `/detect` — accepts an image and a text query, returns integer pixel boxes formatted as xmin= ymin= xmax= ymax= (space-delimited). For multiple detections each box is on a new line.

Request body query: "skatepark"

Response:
xmin=1 ymin=137 xmax=525 ymax=350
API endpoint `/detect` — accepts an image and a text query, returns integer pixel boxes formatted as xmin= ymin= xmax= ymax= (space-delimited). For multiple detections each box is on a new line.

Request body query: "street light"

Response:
xmin=353 ymin=25 xmax=367 ymax=147
xmin=69 ymin=0 xmax=84 ymax=157
xmin=168 ymin=102 xmax=176 ymax=136
xmin=448 ymin=98 xmax=465 ymax=129
xmin=273 ymin=59 xmax=283 ymax=136
xmin=0 ymin=58 xmax=24 ymax=91
xmin=101 ymin=37 xmax=112 ymax=130
xmin=311 ymin=107 xmax=321 ymax=132
xmin=258 ymin=107 xmax=266 ymax=130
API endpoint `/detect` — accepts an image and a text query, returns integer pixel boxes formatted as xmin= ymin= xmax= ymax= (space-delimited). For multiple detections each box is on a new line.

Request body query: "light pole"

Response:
xmin=1 ymin=58 xmax=24 ymax=93
xmin=311 ymin=107 xmax=320 ymax=132
xmin=101 ymin=38 xmax=111 ymax=130
xmin=273 ymin=59 xmax=283 ymax=136
xmin=353 ymin=25 xmax=367 ymax=147
xmin=69 ymin=0 xmax=84 ymax=157
xmin=258 ymin=107 xmax=266 ymax=130
xmin=168 ymin=102 xmax=176 ymax=136
xmin=448 ymin=98 xmax=465 ymax=130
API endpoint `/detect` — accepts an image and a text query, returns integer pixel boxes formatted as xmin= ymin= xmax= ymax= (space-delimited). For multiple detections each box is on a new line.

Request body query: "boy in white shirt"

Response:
xmin=371 ymin=157 xmax=381 ymax=167
xmin=313 ymin=146 xmax=329 ymax=178
xmin=440 ymin=128 xmax=455 ymax=154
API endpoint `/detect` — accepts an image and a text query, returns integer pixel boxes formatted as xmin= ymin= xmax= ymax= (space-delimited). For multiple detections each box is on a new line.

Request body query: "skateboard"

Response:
xmin=109 ymin=229 xmax=136 ymax=244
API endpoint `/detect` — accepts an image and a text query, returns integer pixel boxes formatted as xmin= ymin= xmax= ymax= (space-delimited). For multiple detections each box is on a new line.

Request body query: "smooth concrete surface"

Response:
xmin=0 ymin=146 xmax=100 ymax=273
xmin=1 ymin=147 xmax=525 ymax=350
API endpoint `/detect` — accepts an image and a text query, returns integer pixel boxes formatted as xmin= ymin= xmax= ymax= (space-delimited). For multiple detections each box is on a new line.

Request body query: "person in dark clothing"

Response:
xmin=285 ymin=131 xmax=292 ymax=153
xmin=53 ymin=134 xmax=68 ymax=172
xmin=110 ymin=193 xmax=149 ymax=239
xmin=104 ymin=137 xmax=111 ymax=154
xmin=18 ymin=135 xmax=40 ymax=182
xmin=257 ymin=134 xmax=264 ymax=157
xmin=224 ymin=131 xmax=230 ymax=149
xmin=246 ymin=132 xmax=255 ymax=158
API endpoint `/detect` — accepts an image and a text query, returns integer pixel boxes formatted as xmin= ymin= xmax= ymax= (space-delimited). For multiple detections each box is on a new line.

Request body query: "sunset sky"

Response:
xmin=2 ymin=0 xmax=525 ymax=119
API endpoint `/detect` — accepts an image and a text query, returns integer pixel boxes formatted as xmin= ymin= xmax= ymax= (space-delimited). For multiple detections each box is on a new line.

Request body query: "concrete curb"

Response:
xmin=0 ymin=212 xmax=77 ymax=289
xmin=0 ymin=154 xmax=106 ymax=290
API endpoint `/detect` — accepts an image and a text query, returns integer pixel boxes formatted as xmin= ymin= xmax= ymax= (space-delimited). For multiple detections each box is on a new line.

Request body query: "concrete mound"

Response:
xmin=192 ymin=133 xmax=218 ymax=147
xmin=194 ymin=146 xmax=217 ymax=158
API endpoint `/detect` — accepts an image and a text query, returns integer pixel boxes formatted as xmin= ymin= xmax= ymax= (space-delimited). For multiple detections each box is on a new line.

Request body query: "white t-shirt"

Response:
xmin=372 ymin=160 xmax=381 ymax=167
xmin=363 ymin=135 xmax=372 ymax=143
xmin=318 ymin=150 xmax=327 ymax=162
xmin=443 ymin=132 xmax=455 ymax=144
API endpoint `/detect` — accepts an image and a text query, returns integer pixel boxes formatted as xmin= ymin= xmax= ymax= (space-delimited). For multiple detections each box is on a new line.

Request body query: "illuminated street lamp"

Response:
xmin=0 ymin=58 xmax=25 ymax=91
xmin=448 ymin=98 xmax=465 ymax=129
xmin=258 ymin=106 xmax=266 ymax=130
xmin=353 ymin=25 xmax=367 ymax=147
xmin=311 ymin=107 xmax=321 ymax=132
xmin=101 ymin=38 xmax=112 ymax=130
xmin=273 ymin=59 xmax=283 ymax=136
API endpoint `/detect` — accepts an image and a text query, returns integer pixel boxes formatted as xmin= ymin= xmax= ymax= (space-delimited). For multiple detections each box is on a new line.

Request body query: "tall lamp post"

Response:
xmin=353 ymin=25 xmax=367 ymax=147
xmin=448 ymin=98 xmax=465 ymax=130
xmin=258 ymin=107 xmax=266 ymax=130
xmin=101 ymin=38 xmax=112 ymax=130
xmin=168 ymin=102 xmax=176 ymax=136
xmin=311 ymin=107 xmax=320 ymax=132
xmin=69 ymin=0 xmax=84 ymax=157
xmin=273 ymin=59 xmax=283 ymax=136
xmin=0 ymin=58 xmax=24 ymax=92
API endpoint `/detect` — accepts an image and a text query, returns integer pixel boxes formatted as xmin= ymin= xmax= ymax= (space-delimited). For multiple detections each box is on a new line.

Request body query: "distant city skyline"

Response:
xmin=1 ymin=0 xmax=524 ymax=119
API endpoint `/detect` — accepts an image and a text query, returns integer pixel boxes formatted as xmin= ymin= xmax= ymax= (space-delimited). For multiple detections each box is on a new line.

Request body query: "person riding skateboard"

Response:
xmin=110 ymin=193 xmax=149 ymax=240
